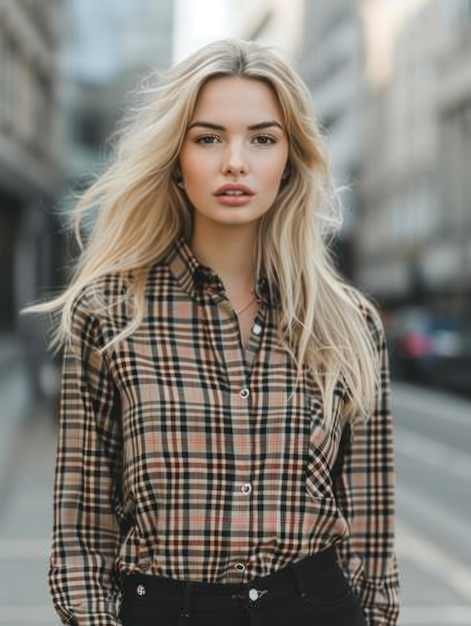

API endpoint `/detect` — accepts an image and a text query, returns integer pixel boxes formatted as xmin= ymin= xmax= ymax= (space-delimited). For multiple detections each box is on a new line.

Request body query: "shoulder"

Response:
xmin=71 ymin=273 xmax=127 ymax=315
xmin=69 ymin=272 xmax=134 ymax=342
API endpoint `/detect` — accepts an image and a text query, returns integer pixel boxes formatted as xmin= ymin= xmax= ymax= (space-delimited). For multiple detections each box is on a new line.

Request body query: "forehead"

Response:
xmin=191 ymin=76 xmax=284 ymax=123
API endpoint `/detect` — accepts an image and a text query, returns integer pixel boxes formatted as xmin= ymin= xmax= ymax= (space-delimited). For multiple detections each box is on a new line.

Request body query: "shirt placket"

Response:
xmin=220 ymin=301 xmax=266 ymax=581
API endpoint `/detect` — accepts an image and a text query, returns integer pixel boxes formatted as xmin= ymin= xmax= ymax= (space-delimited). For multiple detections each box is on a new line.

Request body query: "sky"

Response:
xmin=173 ymin=0 xmax=235 ymax=61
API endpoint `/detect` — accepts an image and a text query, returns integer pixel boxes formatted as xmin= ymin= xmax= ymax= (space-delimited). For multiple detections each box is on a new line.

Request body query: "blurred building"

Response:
xmin=435 ymin=1 xmax=471 ymax=307
xmin=62 ymin=0 xmax=175 ymax=187
xmin=298 ymin=0 xmax=364 ymax=279
xmin=231 ymin=0 xmax=305 ymax=62
xmin=0 ymin=0 xmax=63 ymax=393
xmin=357 ymin=0 xmax=471 ymax=320
xmin=358 ymin=0 xmax=437 ymax=302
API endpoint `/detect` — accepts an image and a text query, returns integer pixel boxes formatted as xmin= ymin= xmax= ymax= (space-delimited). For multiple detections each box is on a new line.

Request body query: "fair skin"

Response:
xmin=179 ymin=76 xmax=289 ymax=345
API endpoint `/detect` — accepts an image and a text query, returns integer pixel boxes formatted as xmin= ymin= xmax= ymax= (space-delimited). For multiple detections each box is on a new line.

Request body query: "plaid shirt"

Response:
xmin=49 ymin=238 xmax=399 ymax=626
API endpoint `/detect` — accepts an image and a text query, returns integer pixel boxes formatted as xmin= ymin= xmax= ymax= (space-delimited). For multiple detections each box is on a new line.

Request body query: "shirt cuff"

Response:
xmin=355 ymin=576 xmax=400 ymax=626
xmin=68 ymin=610 xmax=121 ymax=626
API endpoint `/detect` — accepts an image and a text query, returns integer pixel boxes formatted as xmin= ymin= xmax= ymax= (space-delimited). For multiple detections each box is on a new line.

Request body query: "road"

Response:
xmin=0 ymin=382 xmax=469 ymax=625
xmin=394 ymin=383 xmax=471 ymax=625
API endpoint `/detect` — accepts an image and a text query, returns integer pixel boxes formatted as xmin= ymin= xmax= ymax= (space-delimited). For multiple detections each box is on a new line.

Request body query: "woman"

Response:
xmin=31 ymin=39 xmax=399 ymax=625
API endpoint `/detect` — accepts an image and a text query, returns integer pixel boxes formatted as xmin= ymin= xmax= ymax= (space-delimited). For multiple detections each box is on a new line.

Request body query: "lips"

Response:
xmin=214 ymin=183 xmax=255 ymax=197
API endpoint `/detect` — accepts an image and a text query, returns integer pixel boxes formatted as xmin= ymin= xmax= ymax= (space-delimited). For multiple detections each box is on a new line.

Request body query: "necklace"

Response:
xmin=234 ymin=294 xmax=257 ymax=316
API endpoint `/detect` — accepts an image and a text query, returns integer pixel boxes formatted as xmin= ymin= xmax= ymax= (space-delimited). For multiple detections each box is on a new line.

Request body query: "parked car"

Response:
xmin=387 ymin=307 xmax=471 ymax=397
xmin=388 ymin=307 xmax=436 ymax=382
xmin=427 ymin=322 xmax=471 ymax=397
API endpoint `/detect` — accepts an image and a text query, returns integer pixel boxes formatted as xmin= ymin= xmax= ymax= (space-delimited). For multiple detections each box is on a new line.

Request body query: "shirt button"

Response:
xmin=249 ymin=588 xmax=259 ymax=601
xmin=235 ymin=563 xmax=246 ymax=573
xmin=349 ymin=556 xmax=362 ymax=571
xmin=193 ymin=269 xmax=206 ymax=286
xmin=239 ymin=388 xmax=250 ymax=399
xmin=240 ymin=483 xmax=252 ymax=495
xmin=252 ymin=323 xmax=262 ymax=336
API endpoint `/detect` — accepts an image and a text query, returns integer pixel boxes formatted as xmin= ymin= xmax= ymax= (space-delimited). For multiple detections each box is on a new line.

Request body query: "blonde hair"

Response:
xmin=25 ymin=38 xmax=380 ymax=426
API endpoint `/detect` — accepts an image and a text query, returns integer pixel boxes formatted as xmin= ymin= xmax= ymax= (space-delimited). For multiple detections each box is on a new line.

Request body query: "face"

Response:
xmin=179 ymin=76 xmax=289 ymax=232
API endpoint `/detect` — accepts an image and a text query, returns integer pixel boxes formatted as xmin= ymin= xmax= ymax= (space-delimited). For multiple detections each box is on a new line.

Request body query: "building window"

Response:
xmin=33 ymin=74 xmax=53 ymax=154
xmin=2 ymin=33 xmax=17 ymax=128
xmin=17 ymin=0 xmax=56 ymax=46
xmin=17 ymin=57 xmax=34 ymax=142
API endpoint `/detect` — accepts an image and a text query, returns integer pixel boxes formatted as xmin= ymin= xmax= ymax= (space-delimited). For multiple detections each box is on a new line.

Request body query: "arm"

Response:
xmin=334 ymin=310 xmax=400 ymax=626
xmin=48 ymin=296 xmax=123 ymax=626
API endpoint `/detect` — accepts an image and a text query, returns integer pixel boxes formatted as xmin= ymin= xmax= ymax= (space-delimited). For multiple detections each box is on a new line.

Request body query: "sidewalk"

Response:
xmin=0 ymin=331 xmax=59 ymax=490
xmin=0 ymin=404 xmax=59 ymax=624
xmin=0 ymin=334 xmax=60 ymax=623
xmin=0 ymin=336 xmax=34 ymax=501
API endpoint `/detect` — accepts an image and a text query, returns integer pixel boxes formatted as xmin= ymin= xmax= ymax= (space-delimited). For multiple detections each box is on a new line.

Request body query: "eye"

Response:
xmin=253 ymin=134 xmax=277 ymax=145
xmin=196 ymin=134 xmax=221 ymax=144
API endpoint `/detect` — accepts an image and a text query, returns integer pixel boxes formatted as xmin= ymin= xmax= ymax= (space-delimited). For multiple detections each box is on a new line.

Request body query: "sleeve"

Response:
xmin=334 ymin=309 xmax=400 ymax=626
xmin=48 ymin=296 xmax=123 ymax=626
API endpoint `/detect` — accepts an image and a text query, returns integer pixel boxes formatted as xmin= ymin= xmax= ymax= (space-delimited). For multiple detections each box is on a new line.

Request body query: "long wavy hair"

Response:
xmin=25 ymin=38 xmax=380 ymax=426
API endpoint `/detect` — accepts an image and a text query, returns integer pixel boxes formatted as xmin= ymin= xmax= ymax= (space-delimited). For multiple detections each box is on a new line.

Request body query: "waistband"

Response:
xmin=122 ymin=546 xmax=339 ymax=608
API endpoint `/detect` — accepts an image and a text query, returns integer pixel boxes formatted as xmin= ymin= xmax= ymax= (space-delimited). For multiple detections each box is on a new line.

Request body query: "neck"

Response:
xmin=190 ymin=221 xmax=257 ymax=286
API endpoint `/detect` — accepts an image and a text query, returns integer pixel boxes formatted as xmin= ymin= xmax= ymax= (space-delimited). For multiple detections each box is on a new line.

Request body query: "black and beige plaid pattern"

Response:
xmin=49 ymin=239 xmax=399 ymax=626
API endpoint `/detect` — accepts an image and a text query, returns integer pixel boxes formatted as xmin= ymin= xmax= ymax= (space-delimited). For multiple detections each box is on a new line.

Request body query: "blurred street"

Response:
xmin=0 ymin=365 xmax=470 ymax=625
xmin=394 ymin=384 xmax=471 ymax=625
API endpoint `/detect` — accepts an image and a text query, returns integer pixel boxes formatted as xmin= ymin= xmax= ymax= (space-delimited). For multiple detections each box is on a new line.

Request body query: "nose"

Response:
xmin=221 ymin=140 xmax=248 ymax=176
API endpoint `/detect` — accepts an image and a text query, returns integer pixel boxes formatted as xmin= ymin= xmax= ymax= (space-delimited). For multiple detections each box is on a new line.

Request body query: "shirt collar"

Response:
xmin=165 ymin=238 xmax=275 ymax=306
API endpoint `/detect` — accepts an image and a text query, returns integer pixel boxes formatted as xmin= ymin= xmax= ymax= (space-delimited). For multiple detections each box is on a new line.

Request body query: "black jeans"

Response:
xmin=120 ymin=547 xmax=367 ymax=626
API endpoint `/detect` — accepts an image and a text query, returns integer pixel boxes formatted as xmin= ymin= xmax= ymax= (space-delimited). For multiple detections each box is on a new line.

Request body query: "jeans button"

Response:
xmin=136 ymin=584 xmax=146 ymax=596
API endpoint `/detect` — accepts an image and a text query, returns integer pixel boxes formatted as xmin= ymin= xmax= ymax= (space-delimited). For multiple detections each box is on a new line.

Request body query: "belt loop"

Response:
xmin=178 ymin=582 xmax=192 ymax=624
xmin=290 ymin=560 xmax=309 ymax=600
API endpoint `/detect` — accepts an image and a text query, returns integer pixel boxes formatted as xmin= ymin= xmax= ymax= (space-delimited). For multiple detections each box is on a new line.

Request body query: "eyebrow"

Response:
xmin=187 ymin=120 xmax=284 ymax=132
